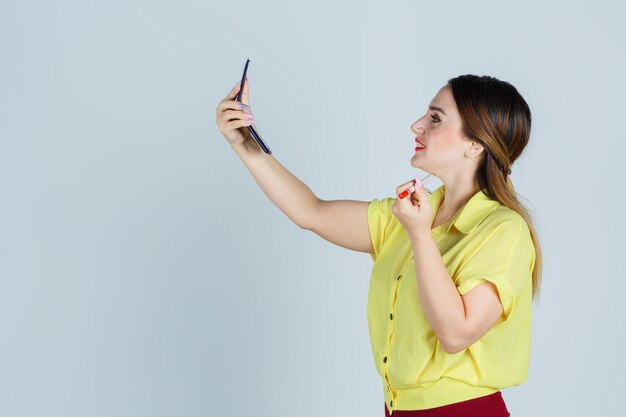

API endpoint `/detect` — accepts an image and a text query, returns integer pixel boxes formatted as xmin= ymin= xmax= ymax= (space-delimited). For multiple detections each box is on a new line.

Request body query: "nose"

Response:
xmin=411 ymin=121 xmax=425 ymax=136
xmin=410 ymin=116 xmax=427 ymax=134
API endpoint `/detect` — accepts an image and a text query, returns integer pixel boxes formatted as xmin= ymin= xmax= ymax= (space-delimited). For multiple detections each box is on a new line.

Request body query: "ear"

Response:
xmin=466 ymin=141 xmax=485 ymax=158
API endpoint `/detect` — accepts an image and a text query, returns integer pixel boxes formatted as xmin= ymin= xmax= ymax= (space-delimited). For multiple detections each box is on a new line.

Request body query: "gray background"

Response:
xmin=1 ymin=0 xmax=624 ymax=416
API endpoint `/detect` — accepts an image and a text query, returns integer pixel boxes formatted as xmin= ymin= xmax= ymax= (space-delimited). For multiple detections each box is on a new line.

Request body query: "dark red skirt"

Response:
xmin=384 ymin=391 xmax=510 ymax=417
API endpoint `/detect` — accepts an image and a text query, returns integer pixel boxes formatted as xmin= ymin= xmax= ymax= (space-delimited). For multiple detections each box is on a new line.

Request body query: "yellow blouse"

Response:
xmin=367 ymin=184 xmax=535 ymax=413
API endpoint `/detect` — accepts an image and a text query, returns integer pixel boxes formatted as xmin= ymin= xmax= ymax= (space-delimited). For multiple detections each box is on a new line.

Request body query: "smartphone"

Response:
xmin=235 ymin=59 xmax=272 ymax=154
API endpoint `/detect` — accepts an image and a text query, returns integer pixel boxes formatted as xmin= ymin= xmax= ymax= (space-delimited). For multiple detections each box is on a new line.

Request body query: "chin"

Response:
xmin=410 ymin=159 xmax=434 ymax=175
xmin=410 ymin=156 xmax=424 ymax=169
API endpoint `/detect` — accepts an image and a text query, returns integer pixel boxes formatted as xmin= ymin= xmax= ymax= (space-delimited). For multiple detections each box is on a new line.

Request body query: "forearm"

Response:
xmin=409 ymin=231 xmax=466 ymax=351
xmin=230 ymin=140 xmax=319 ymax=228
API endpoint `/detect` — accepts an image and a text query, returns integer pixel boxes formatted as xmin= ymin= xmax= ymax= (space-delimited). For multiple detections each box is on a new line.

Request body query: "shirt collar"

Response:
xmin=427 ymin=184 xmax=501 ymax=234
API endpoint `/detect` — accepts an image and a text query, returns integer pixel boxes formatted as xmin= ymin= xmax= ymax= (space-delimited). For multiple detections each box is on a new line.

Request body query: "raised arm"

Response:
xmin=229 ymin=140 xmax=373 ymax=254
xmin=304 ymin=199 xmax=373 ymax=253
xmin=216 ymin=79 xmax=374 ymax=255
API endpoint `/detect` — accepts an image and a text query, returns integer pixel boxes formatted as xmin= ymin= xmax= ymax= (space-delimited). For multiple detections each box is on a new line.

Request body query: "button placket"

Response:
xmin=385 ymin=260 xmax=413 ymax=413
xmin=383 ymin=272 xmax=402 ymax=411
xmin=385 ymin=273 xmax=401 ymax=352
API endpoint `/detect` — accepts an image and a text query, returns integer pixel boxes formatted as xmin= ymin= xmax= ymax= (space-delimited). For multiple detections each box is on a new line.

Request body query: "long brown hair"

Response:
xmin=447 ymin=74 xmax=543 ymax=302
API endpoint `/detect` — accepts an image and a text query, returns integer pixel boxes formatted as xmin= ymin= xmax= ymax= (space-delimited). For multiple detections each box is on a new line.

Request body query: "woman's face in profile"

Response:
xmin=410 ymin=86 xmax=478 ymax=175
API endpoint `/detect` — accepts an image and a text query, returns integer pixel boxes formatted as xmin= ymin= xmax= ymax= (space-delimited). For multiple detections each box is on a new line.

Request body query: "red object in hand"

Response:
xmin=398 ymin=180 xmax=417 ymax=199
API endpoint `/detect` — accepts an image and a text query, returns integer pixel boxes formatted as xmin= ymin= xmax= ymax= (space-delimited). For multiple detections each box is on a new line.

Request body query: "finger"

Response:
xmin=396 ymin=179 xmax=417 ymax=196
xmin=396 ymin=187 xmax=417 ymax=208
xmin=398 ymin=184 xmax=415 ymax=200
xmin=218 ymin=108 xmax=254 ymax=124
xmin=396 ymin=179 xmax=416 ymax=193
xmin=215 ymin=99 xmax=253 ymax=117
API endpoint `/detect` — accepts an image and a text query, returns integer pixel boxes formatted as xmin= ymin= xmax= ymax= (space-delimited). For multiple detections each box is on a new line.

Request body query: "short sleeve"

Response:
xmin=367 ymin=197 xmax=396 ymax=262
xmin=455 ymin=219 xmax=534 ymax=323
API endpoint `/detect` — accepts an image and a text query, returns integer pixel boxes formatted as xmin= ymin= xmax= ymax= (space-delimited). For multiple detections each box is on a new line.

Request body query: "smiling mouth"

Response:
xmin=415 ymin=137 xmax=426 ymax=151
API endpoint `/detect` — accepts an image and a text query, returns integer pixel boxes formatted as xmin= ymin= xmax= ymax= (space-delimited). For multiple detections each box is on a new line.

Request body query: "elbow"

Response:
xmin=297 ymin=208 xmax=319 ymax=231
xmin=440 ymin=333 xmax=467 ymax=355
xmin=441 ymin=340 xmax=465 ymax=354
xmin=442 ymin=342 xmax=466 ymax=355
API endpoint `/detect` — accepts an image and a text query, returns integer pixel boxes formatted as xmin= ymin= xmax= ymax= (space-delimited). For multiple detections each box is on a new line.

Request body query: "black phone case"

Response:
xmin=235 ymin=59 xmax=272 ymax=154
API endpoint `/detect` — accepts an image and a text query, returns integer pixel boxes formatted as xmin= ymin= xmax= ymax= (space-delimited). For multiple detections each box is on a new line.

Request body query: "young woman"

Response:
xmin=215 ymin=74 xmax=542 ymax=417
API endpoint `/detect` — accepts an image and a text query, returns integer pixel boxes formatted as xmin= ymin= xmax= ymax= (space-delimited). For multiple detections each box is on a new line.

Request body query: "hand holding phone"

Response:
xmin=234 ymin=59 xmax=272 ymax=154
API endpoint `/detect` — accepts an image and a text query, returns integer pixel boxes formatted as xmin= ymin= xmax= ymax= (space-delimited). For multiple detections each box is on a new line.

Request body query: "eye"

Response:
xmin=430 ymin=113 xmax=440 ymax=123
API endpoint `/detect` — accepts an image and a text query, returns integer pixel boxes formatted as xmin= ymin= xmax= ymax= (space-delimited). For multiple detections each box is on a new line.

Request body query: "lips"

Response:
xmin=415 ymin=137 xmax=426 ymax=152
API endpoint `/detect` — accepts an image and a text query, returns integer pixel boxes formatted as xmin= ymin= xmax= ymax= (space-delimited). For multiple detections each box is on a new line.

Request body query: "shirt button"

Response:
xmin=390 ymin=400 xmax=394 ymax=407
xmin=390 ymin=313 xmax=393 ymax=320
xmin=383 ymin=356 xmax=387 ymax=363
xmin=397 ymin=275 xmax=402 ymax=280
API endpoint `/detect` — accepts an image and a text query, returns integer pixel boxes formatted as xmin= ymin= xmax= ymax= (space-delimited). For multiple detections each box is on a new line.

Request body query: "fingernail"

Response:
xmin=415 ymin=175 xmax=422 ymax=188
xmin=233 ymin=81 xmax=241 ymax=89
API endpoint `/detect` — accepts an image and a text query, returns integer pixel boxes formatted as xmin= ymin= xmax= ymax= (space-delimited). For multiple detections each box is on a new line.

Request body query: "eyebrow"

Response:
xmin=428 ymin=106 xmax=447 ymax=116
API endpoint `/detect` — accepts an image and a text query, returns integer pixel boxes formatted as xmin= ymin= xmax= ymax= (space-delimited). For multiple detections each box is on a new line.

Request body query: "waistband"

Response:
xmin=385 ymin=391 xmax=508 ymax=417
xmin=383 ymin=377 xmax=500 ymax=413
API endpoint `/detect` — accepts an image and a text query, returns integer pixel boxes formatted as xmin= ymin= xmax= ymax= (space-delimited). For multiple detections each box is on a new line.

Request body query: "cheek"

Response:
xmin=424 ymin=137 xmax=464 ymax=163
xmin=427 ymin=134 xmax=449 ymax=153
xmin=433 ymin=131 xmax=463 ymax=152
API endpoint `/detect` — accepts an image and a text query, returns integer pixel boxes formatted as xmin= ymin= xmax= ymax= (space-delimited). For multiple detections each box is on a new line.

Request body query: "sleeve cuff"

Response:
xmin=457 ymin=273 xmax=516 ymax=322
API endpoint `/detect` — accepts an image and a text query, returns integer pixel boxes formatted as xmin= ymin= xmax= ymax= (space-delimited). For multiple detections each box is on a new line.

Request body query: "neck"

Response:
xmin=438 ymin=175 xmax=480 ymax=219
